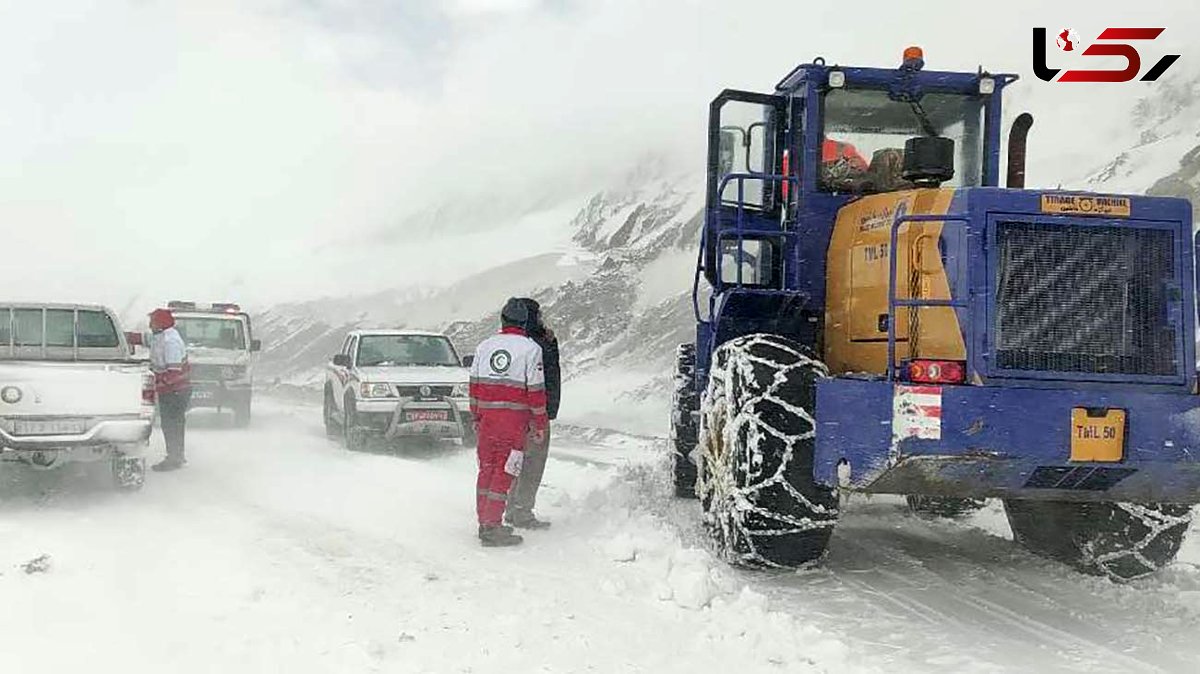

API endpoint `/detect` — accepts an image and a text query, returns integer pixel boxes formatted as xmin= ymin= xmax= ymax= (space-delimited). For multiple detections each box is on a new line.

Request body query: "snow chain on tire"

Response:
xmin=1003 ymin=499 xmax=1194 ymax=581
xmin=697 ymin=334 xmax=839 ymax=568
xmin=670 ymin=343 xmax=699 ymax=498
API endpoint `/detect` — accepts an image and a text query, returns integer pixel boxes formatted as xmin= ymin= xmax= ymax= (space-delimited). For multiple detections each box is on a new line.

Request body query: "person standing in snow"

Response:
xmin=506 ymin=298 xmax=559 ymax=530
xmin=148 ymin=308 xmax=192 ymax=472
xmin=469 ymin=298 xmax=549 ymax=547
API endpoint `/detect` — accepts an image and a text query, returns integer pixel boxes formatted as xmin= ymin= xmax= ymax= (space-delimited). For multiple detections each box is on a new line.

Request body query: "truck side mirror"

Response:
xmin=251 ymin=339 xmax=262 ymax=352
xmin=333 ymin=354 xmax=351 ymax=367
xmin=461 ymin=354 xmax=474 ymax=368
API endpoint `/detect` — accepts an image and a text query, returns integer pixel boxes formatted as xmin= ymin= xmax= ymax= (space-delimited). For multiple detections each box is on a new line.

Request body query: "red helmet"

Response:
xmin=149 ymin=308 xmax=175 ymax=331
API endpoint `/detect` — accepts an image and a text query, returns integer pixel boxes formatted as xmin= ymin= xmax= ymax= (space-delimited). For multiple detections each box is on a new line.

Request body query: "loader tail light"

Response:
xmin=142 ymin=373 xmax=157 ymax=405
xmin=908 ymin=359 xmax=966 ymax=384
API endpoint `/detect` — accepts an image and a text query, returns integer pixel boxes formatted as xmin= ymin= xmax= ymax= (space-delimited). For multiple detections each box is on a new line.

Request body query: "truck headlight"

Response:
xmin=451 ymin=384 xmax=469 ymax=398
xmin=360 ymin=382 xmax=394 ymax=398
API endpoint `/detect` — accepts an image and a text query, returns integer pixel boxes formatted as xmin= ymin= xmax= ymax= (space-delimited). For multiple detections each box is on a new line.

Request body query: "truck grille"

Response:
xmin=396 ymin=385 xmax=454 ymax=398
xmin=994 ymin=221 xmax=1177 ymax=376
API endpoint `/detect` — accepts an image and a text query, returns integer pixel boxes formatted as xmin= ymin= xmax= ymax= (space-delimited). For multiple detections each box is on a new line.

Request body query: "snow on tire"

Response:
xmin=670 ymin=343 xmax=699 ymax=499
xmin=1003 ymin=499 xmax=1194 ymax=581
xmin=696 ymin=333 xmax=838 ymax=568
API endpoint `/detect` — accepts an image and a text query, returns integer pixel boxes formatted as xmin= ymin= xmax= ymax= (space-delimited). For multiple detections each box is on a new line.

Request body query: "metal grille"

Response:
xmin=396 ymin=385 xmax=453 ymax=398
xmin=994 ymin=221 xmax=1177 ymax=376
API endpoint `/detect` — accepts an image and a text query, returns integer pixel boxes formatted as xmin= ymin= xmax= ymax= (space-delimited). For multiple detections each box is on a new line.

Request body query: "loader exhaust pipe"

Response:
xmin=1006 ymin=112 xmax=1034 ymax=189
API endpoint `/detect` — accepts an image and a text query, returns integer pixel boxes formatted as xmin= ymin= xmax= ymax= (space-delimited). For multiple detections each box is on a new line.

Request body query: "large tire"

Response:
xmin=343 ymin=397 xmax=368 ymax=452
xmin=697 ymin=334 xmax=838 ymax=568
xmin=233 ymin=398 xmax=252 ymax=428
xmin=670 ymin=343 xmax=699 ymax=498
xmin=1003 ymin=499 xmax=1193 ymax=581
xmin=906 ymin=495 xmax=987 ymax=519
xmin=323 ymin=388 xmax=340 ymax=439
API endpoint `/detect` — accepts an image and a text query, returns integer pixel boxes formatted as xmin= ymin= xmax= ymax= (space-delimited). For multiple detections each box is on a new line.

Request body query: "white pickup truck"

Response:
xmin=166 ymin=301 xmax=261 ymax=427
xmin=0 ymin=303 xmax=154 ymax=489
xmin=323 ymin=330 xmax=472 ymax=451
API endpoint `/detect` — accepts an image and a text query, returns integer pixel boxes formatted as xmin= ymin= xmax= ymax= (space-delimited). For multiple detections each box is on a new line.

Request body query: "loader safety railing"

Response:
xmin=693 ymin=171 xmax=797 ymax=324
xmin=886 ymin=213 xmax=971 ymax=381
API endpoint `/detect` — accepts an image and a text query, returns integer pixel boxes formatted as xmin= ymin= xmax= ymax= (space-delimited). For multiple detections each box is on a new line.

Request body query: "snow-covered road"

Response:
xmin=2 ymin=399 xmax=1199 ymax=673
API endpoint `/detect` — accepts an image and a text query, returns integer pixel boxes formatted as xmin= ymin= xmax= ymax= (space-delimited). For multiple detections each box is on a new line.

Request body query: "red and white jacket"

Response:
xmin=469 ymin=327 xmax=548 ymax=441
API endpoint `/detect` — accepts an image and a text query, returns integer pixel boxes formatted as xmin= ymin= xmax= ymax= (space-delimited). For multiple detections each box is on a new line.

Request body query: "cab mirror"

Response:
xmin=250 ymin=339 xmax=262 ymax=352
xmin=333 ymin=354 xmax=351 ymax=367
xmin=461 ymin=354 xmax=474 ymax=368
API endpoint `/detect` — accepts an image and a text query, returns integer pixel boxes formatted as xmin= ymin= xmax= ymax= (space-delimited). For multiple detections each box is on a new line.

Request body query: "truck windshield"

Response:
xmin=357 ymin=335 xmax=459 ymax=367
xmin=821 ymin=88 xmax=985 ymax=194
xmin=176 ymin=317 xmax=247 ymax=350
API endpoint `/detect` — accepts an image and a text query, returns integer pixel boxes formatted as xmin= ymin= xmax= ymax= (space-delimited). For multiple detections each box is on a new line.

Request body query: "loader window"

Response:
xmin=719 ymin=237 xmax=779 ymax=287
xmin=821 ymin=89 xmax=984 ymax=194
xmin=716 ymin=101 xmax=779 ymax=209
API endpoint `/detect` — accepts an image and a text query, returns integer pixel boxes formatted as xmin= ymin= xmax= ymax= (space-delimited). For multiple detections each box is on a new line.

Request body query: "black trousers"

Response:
xmin=158 ymin=389 xmax=191 ymax=461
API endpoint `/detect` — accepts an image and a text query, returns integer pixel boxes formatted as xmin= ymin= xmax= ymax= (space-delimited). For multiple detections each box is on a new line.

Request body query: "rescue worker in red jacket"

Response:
xmin=148 ymin=308 xmax=192 ymax=471
xmin=469 ymin=298 xmax=549 ymax=547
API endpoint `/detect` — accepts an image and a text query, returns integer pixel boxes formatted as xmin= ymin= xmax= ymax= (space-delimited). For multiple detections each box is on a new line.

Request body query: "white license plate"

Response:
xmin=12 ymin=419 xmax=88 ymax=436
xmin=192 ymin=390 xmax=214 ymax=400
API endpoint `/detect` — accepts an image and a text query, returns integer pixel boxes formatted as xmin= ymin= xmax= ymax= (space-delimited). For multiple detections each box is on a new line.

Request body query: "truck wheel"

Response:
xmin=323 ymin=388 xmax=340 ymax=438
xmin=1003 ymin=499 xmax=1193 ymax=581
xmin=234 ymin=399 xmax=252 ymax=428
xmin=671 ymin=343 xmax=699 ymax=498
xmin=697 ymin=334 xmax=838 ymax=568
xmin=112 ymin=456 xmax=146 ymax=492
xmin=343 ymin=398 xmax=368 ymax=452
xmin=906 ymin=495 xmax=987 ymax=518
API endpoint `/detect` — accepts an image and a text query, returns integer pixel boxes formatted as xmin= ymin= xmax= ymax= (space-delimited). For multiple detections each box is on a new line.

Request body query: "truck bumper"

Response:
xmin=0 ymin=415 xmax=153 ymax=449
xmin=355 ymin=397 xmax=470 ymax=439
xmin=814 ymin=379 xmax=1200 ymax=504
xmin=189 ymin=382 xmax=251 ymax=410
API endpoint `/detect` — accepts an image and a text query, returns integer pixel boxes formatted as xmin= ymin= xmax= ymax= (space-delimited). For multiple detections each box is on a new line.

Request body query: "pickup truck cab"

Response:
xmin=323 ymin=330 xmax=472 ymax=450
xmin=166 ymin=301 xmax=261 ymax=427
xmin=0 ymin=303 xmax=153 ymax=489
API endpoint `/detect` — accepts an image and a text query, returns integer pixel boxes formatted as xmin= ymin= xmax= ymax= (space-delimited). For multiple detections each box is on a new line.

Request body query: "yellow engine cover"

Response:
xmin=824 ymin=188 xmax=967 ymax=375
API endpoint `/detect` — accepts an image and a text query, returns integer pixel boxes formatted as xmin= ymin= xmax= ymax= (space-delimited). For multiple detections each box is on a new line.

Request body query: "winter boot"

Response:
xmin=151 ymin=458 xmax=185 ymax=472
xmin=478 ymin=525 xmax=523 ymax=547
xmin=506 ymin=514 xmax=551 ymax=530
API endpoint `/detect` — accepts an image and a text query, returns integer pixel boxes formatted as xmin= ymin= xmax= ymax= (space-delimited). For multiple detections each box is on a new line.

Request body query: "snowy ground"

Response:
xmin=2 ymin=399 xmax=1200 ymax=673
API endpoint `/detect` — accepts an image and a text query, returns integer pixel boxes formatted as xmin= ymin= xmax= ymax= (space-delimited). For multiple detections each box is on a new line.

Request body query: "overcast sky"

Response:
xmin=0 ymin=0 xmax=1195 ymax=310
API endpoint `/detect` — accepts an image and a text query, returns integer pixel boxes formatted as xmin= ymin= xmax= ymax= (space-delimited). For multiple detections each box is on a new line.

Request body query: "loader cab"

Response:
xmin=696 ymin=50 xmax=1017 ymax=378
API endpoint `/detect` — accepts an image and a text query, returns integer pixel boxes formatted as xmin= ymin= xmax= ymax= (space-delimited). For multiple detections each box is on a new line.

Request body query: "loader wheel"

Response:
xmin=323 ymin=388 xmax=339 ymax=439
xmin=1003 ymin=499 xmax=1193 ymax=581
xmin=906 ymin=495 xmax=987 ymax=519
xmin=697 ymin=334 xmax=838 ymax=568
xmin=671 ymin=343 xmax=699 ymax=498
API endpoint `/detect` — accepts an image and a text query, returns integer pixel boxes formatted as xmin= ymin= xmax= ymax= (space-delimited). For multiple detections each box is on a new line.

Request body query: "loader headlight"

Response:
xmin=360 ymin=382 xmax=394 ymax=398
xmin=828 ymin=69 xmax=846 ymax=88
xmin=978 ymin=76 xmax=995 ymax=95
xmin=451 ymin=384 xmax=469 ymax=398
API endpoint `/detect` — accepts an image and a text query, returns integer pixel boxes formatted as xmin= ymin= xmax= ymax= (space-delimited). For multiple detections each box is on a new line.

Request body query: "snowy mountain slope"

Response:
xmin=256 ymin=163 xmax=706 ymax=433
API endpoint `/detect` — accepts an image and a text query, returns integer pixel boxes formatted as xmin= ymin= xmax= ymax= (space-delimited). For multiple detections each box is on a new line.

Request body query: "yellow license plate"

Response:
xmin=1070 ymin=408 xmax=1126 ymax=462
xmin=1040 ymin=194 xmax=1131 ymax=217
